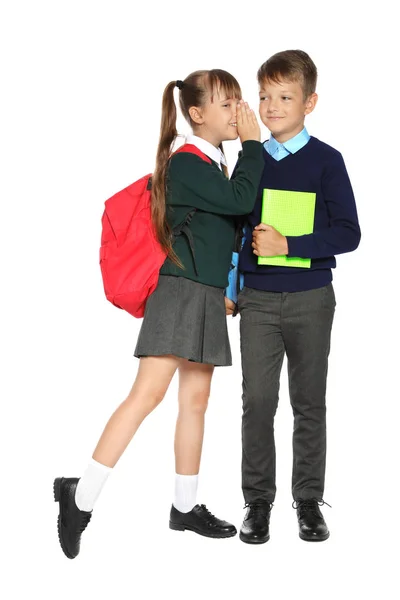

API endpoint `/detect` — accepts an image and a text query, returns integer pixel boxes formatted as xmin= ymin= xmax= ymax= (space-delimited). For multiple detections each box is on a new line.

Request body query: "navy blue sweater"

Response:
xmin=239 ymin=136 xmax=361 ymax=292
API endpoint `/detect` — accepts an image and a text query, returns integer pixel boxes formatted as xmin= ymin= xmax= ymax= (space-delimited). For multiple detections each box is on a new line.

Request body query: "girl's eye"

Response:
xmin=259 ymin=97 xmax=267 ymax=101
xmin=282 ymin=96 xmax=291 ymax=101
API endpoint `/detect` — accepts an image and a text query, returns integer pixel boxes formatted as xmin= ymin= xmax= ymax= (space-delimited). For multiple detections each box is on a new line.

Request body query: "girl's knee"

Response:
xmin=180 ymin=391 xmax=209 ymax=415
xmin=127 ymin=388 xmax=166 ymax=415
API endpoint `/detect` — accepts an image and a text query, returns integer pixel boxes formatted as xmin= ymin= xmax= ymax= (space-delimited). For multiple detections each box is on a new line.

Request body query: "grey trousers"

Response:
xmin=238 ymin=284 xmax=336 ymax=503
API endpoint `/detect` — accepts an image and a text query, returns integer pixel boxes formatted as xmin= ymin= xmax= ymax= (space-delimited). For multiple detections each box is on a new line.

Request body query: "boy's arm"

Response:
xmin=285 ymin=153 xmax=361 ymax=259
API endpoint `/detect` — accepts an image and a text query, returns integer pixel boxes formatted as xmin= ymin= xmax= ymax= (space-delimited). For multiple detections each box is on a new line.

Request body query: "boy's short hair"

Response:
xmin=257 ymin=50 xmax=317 ymax=99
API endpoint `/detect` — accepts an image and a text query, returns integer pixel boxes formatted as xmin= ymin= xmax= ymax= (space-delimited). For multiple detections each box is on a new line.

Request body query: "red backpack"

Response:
xmin=99 ymin=144 xmax=211 ymax=318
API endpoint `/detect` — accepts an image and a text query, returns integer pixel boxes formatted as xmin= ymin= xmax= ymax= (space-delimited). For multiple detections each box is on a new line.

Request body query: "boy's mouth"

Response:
xmin=229 ymin=122 xmax=237 ymax=127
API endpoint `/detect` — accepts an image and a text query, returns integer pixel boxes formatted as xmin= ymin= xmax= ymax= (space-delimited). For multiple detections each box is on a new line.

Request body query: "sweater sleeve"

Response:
xmin=168 ymin=141 xmax=263 ymax=215
xmin=286 ymin=152 xmax=361 ymax=259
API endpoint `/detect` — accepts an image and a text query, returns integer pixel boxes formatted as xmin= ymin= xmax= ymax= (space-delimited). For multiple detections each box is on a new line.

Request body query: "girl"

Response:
xmin=54 ymin=69 xmax=263 ymax=559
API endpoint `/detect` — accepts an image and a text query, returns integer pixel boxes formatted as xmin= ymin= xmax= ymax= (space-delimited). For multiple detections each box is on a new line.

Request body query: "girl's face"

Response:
xmin=190 ymin=87 xmax=240 ymax=147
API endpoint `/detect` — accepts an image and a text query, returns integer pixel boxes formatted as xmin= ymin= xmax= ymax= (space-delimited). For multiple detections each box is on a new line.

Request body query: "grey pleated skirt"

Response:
xmin=134 ymin=275 xmax=232 ymax=366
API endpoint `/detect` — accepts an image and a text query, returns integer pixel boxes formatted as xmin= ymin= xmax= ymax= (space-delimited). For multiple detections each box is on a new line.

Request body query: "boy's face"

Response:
xmin=258 ymin=78 xmax=317 ymax=143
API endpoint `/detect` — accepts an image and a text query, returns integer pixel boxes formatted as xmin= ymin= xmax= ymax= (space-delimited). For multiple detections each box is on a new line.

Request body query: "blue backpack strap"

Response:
xmin=231 ymin=218 xmax=247 ymax=317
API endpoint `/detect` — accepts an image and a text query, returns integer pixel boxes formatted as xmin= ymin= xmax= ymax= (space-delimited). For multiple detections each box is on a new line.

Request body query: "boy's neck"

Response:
xmin=272 ymin=123 xmax=306 ymax=144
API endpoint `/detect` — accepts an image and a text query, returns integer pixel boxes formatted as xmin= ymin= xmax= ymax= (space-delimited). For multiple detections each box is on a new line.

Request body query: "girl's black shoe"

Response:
xmin=169 ymin=504 xmax=237 ymax=538
xmin=53 ymin=477 xmax=92 ymax=559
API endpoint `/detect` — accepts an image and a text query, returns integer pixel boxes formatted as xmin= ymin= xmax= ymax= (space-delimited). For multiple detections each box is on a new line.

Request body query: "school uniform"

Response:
xmin=53 ymin=137 xmax=265 ymax=560
xmin=237 ymin=129 xmax=361 ymax=504
xmin=134 ymin=135 xmax=264 ymax=366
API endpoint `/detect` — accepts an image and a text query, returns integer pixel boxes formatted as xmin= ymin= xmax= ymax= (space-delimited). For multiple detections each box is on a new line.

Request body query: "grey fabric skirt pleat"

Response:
xmin=134 ymin=275 xmax=232 ymax=366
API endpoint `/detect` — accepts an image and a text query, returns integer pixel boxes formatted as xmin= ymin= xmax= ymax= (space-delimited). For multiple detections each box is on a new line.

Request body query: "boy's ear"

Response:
xmin=189 ymin=106 xmax=204 ymax=125
xmin=304 ymin=93 xmax=318 ymax=116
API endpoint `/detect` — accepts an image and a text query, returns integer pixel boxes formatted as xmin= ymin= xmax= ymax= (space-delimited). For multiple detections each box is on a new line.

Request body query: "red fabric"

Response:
xmin=99 ymin=144 xmax=211 ymax=318
xmin=173 ymin=144 xmax=212 ymax=163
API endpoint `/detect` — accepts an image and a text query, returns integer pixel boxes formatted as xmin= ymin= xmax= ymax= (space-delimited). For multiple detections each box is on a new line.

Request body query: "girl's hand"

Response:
xmin=236 ymin=100 xmax=261 ymax=143
xmin=225 ymin=297 xmax=235 ymax=316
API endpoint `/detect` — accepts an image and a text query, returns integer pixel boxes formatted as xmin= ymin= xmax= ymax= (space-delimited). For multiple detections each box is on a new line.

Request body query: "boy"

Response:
xmin=227 ymin=50 xmax=361 ymax=543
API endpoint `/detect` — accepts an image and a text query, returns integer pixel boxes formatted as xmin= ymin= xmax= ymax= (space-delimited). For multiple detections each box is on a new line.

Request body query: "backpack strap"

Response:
xmin=168 ymin=144 xmax=213 ymax=277
xmin=172 ymin=209 xmax=199 ymax=276
xmin=173 ymin=144 xmax=212 ymax=164
xmin=146 ymin=174 xmax=199 ymax=275
xmin=232 ymin=216 xmax=248 ymax=318
xmin=147 ymin=144 xmax=212 ymax=192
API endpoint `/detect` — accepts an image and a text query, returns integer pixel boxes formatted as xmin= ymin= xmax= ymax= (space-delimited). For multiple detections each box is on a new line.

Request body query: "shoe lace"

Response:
xmin=292 ymin=498 xmax=331 ymax=518
xmin=198 ymin=504 xmax=216 ymax=523
xmin=244 ymin=501 xmax=273 ymax=517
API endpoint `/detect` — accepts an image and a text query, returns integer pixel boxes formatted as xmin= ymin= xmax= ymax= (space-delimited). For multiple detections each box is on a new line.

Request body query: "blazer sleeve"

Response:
xmin=168 ymin=141 xmax=264 ymax=216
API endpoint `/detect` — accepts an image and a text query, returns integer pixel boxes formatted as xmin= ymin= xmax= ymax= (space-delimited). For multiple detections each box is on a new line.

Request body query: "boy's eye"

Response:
xmin=282 ymin=96 xmax=291 ymax=101
xmin=259 ymin=96 xmax=267 ymax=101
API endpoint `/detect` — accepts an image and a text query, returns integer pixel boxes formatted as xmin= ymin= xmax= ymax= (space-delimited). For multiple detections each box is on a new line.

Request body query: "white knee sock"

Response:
xmin=75 ymin=459 xmax=112 ymax=512
xmin=173 ymin=473 xmax=198 ymax=513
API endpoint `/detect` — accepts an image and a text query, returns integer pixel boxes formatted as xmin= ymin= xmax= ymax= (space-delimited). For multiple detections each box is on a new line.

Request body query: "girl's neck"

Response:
xmin=191 ymin=131 xmax=221 ymax=149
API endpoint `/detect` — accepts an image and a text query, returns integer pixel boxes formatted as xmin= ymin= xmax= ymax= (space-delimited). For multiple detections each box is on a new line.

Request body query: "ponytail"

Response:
xmin=151 ymin=81 xmax=183 ymax=269
xmin=152 ymin=70 xmax=241 ymax=266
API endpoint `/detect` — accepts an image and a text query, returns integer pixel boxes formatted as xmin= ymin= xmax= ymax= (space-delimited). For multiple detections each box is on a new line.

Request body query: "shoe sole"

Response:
xmin=53 ymin=478 xmax=75 ymax=559
xmin=299 ymin=532 xmax=330 ymax=542
xmin=239 ymin=531 xmax=270 ymax=544
xmin=169 ymin=521 xmax=237 ymax=539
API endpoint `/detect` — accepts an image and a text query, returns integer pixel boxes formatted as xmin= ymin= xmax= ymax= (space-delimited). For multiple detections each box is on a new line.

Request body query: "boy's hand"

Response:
xmin=237 ymin=100 xmax=261 ymax=143
xmin=252 ymin=224 xmax=288 ymax=257
xmin=225 ymin=297 xmax=236 ymax=316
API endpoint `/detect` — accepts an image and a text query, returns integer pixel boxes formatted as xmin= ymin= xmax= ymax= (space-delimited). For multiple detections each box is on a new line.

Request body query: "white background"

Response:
xmin=1 ymin=1 xmax=399 ymax=598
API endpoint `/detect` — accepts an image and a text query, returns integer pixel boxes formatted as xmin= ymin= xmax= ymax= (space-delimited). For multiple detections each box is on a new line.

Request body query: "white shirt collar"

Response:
xmin=186 ymin=134 xmax=227 ymax=171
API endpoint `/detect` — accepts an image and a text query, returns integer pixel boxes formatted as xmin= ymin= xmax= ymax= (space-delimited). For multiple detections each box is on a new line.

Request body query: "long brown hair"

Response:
xmin=151 ymin=69 xmax=241 ymax=268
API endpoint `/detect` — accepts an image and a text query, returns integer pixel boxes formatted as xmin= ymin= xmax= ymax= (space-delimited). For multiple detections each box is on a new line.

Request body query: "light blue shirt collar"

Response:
xmin=265 ymin=128 xmax=310 ymax=160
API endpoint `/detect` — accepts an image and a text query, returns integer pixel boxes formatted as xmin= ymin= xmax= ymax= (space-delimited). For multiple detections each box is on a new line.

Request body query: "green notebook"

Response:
xmin=258 ymin=188 xmax=316 ymax=268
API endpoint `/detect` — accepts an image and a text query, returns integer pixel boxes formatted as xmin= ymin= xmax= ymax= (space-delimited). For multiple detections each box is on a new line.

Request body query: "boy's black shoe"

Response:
xmin=53 ymin=477 xmax=92 ymax=559
xmin=239 ymin=501 xmax=273 ymax=544
xmin=169 ymin=504 xmax=237 ymax=538
xmin=294 ymin=498 xmax=330 ymax=542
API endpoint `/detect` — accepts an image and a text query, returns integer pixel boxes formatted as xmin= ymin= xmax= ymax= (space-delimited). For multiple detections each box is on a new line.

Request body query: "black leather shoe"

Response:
xmin=294 ymin=498 xmax=330 ymax=542
xmin=239 ymin=501 xmax=273 ymax=544
xmin=169 ymin=504 xmax=237 ymax=538
xmin=54 ymin=477 xmax=92 ymax=558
